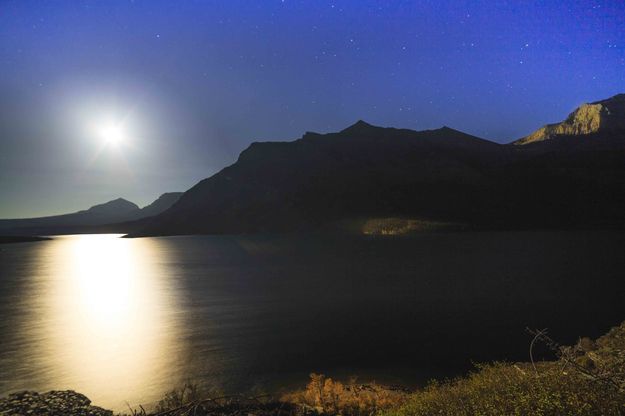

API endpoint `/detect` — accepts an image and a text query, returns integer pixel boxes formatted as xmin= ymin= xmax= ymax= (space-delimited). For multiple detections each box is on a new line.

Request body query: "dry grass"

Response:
xmin=384 ymin=362 xmax=624 ymax=416
xmin=153 ymin=382 xmax=204 ymax=413
xmin=130 ymin=321 xmax=625 ymax=416
xmin=282 ymin=374 xmax=410 ymax=415
xmin=383 ymin=322 xmax=625 ymax=416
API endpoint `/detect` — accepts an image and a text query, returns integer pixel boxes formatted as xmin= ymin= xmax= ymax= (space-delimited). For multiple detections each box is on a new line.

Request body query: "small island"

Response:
xmin=0 ymin=235 xmax=52 ymax=245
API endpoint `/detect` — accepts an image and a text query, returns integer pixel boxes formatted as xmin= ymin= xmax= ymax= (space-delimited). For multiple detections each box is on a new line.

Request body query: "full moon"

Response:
xmin=97 ymin=123 xmax=126 ymax=146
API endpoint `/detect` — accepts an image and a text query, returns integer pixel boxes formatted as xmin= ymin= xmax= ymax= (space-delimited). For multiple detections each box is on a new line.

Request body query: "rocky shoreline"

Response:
xmin=0 ymin=390 xmax=112 ymax=416
xmin=3 ymin=320 xmax=624 ymax=415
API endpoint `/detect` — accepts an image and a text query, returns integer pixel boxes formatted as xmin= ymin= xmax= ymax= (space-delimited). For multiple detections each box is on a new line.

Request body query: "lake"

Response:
xmin=1 ymin=232 xmax=624 ymax=411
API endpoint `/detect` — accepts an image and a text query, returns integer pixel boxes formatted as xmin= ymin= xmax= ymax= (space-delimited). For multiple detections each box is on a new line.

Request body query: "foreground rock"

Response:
xmin=0 ymin=390 xmax=112 ymax=416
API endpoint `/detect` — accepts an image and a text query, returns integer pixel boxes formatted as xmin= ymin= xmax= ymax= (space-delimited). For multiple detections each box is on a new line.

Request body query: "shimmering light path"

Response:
xmin=1 ymin=232 xmax=624 ymax=411
xmin=0 ymin=235 xmax=187 ymax=410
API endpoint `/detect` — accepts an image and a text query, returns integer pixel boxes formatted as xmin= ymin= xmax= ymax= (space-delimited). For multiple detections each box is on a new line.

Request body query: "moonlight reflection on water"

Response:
xmin=8 ymin=235 xmax=187 ymax=410
xmin=1 ymin=232 xmax=625 ymax=412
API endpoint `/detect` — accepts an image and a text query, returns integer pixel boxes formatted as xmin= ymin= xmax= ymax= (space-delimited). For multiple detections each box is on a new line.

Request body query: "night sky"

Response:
xmin=1 ymin=1 xmax=624 ymax=218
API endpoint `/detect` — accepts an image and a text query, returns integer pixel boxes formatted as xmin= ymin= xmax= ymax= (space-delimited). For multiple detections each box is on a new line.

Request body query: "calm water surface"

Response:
xmin=1 ymin=232 xmax=624 ymax=410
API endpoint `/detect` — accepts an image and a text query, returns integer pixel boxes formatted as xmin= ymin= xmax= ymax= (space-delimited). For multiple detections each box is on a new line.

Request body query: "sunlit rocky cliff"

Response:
xmin=515 ymin=93 xmax=625 ymax=144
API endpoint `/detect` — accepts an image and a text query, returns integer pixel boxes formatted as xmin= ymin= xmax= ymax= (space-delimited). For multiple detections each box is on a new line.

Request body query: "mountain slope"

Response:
xmin=0 ymin=193 xmax=182 ymax=235
xmin=129 ymin=122 xmax=505 ymax=236
xmin=139 ymin=192 xmax=184 ymax=217
xmin=0 ymin=198 xmax=140 ymax=230
xmin=514 ymin=93 xmax=625 ymax=145
xmin=130 ymin=113 xmax=625 ymax=237
xmin=81 ymin=198 xmax=139 ymax=217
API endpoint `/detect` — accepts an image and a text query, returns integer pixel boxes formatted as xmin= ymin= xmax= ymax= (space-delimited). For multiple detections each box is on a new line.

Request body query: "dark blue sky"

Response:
xmin=1 ymin=0 xmax=624 ymax=217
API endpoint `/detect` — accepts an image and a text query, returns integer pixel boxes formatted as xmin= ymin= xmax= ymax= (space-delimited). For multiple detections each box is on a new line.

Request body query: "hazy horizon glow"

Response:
xmin=1 ymin=1 xmax=624 ymax=217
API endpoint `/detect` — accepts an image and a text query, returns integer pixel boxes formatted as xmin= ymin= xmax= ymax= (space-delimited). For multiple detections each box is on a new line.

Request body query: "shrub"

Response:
xmin=154 ymin=382 xmax=203 ymax=413
xmin=283 ymin=373 xmax=409 ymax=415
xmin=384 ymin=362 xmax=624 ymax=416
xmin=383 ymin=322 xmax=625 ymax=416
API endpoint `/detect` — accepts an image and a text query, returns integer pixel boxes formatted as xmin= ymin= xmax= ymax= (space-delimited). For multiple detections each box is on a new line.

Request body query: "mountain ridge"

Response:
xmin=514 ymin=93 xmax=625 ymax=145
xmin=0 ymin=193 xmax=183 ymax=235
xmin=78 ymin=197 xmax=139 ymax=216
xmin=128 ymin=100 xmax=625 ymax=237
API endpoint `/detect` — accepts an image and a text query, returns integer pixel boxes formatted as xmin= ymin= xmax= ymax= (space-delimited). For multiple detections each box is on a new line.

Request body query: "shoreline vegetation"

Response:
xmin=2 ymin=321 xmax=624 ymax=416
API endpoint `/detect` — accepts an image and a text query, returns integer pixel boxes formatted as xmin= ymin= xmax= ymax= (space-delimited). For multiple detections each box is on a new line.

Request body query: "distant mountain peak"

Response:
xmin=340 ymin=120 xmax=380 ymax=134
xmin=90 ymin=197 xmax=137 ymax=209
xmin=515 ymin=93 xmax=625 ymax=145
xmin=84 ymin=198 xmax=139 ymax=215
xmin=352 ymin=119 xmax=374 ymax=128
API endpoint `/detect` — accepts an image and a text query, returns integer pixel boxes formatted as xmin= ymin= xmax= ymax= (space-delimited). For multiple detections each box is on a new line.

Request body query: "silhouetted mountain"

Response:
xmin=128 ymin=121 xmax=513 ymax=236
xmin=10 ymin=93 xmax=621 ymax=238
xmin=80 ymin=198 xmax=139 ymax=216
xmin=139 ymin=192 xmax=184 ymax=217
xmin=128 ymin=103 xmax=625 ymax=237
xmin=0 ymin=235 xmax=52 ymax=244
xmin=0 ymin=193 xmax=182 ymax=235
xmin=514 ymin=93 xmax=625 ymax=144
